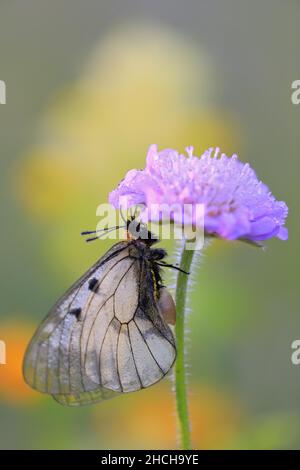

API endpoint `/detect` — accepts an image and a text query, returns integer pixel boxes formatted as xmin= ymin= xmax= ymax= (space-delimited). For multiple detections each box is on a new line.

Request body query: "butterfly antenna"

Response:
xmin=120 ymin=206 xmax=128 ymax=224
xmin=156 ymin=261 xmax=190 ymax=275
xmin=81 ymin=225 xmax=125 ymax=242
xmin=132 ymin=205 xmax=138 ymax=220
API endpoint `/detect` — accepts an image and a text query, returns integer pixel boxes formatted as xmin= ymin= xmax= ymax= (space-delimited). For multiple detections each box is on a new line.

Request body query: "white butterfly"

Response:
xmin=23 ymin=221 xmax=179 ymax=406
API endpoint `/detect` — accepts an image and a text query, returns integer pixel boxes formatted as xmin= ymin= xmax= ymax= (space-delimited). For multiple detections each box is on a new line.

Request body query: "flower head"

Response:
xmin=109 ymin=145 xmax=288 ymax=242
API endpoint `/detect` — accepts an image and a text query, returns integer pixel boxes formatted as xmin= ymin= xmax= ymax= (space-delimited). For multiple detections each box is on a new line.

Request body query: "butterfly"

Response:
xmin=23 ymin=218 xmax=187 ymax=406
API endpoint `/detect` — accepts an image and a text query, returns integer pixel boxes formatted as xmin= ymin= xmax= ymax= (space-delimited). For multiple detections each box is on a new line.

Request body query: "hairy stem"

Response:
xmin=174 ymin=243 xmax=195 ymax=450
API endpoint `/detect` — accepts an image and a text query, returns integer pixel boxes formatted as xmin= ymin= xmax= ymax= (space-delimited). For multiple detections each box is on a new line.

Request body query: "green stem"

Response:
xmin=175 ymin=242 xmax=195 ymax=450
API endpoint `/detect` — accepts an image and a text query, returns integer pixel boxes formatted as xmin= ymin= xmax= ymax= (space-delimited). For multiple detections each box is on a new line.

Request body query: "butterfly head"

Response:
xmin=126 ymin=217 xmax=159 ymax=246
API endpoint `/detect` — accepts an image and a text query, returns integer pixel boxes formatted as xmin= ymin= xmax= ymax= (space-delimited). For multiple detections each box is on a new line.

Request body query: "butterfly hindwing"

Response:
xmin=52 ymin=388 xmax=119 ymax=406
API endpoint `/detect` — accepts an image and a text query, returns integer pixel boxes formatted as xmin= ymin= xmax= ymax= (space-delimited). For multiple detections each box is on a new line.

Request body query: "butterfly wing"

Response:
xmin=23 ymin=242 xmax=176 ymax=406
xmin=23 ymin=242 xmax=129 ymax=400
xmin=52 ymin=388 xmax=117 ymax=406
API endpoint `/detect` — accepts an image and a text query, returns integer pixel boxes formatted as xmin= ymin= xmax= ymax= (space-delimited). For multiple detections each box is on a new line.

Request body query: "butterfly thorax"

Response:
xmin=128 ymin=238 xmax=167 ymax=300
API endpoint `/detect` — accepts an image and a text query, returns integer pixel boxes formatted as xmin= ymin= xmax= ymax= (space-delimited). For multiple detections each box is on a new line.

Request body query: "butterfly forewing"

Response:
xmin=23 ymin=240 xmax=176 ymax=406
xmin=23 ymin=242 xmax=130 ymax=395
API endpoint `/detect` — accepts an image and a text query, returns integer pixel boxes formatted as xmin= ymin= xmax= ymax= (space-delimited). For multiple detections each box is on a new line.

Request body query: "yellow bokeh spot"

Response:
xmin=14 ymin=23 xmax=240 ymax=274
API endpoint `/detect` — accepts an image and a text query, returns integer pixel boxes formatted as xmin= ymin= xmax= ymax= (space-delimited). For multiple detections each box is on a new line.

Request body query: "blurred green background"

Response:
xmin=0 ymin=0 xmax=299 ymax=449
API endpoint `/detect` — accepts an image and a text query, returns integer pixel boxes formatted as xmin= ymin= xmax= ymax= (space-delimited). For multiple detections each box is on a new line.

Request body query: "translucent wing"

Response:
xmin=52 ymin=388 xmax=117 ymax=406
xmin=23 ymin=242 xmax=129 ymax=402
xmin=23 ymin=241 xmax=176 ymax=406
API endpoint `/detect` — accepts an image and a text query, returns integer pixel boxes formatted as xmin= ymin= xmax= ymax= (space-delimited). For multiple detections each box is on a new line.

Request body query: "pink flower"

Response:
xmin=109 ymin=145 xmax=288 ymax=242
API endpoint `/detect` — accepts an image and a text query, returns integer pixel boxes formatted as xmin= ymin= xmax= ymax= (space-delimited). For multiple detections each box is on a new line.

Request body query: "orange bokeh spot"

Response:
xmin=92 ymin=382 xmax=242 ymax=449
xmin=0 ymin=321 xmax=41 ymax=405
